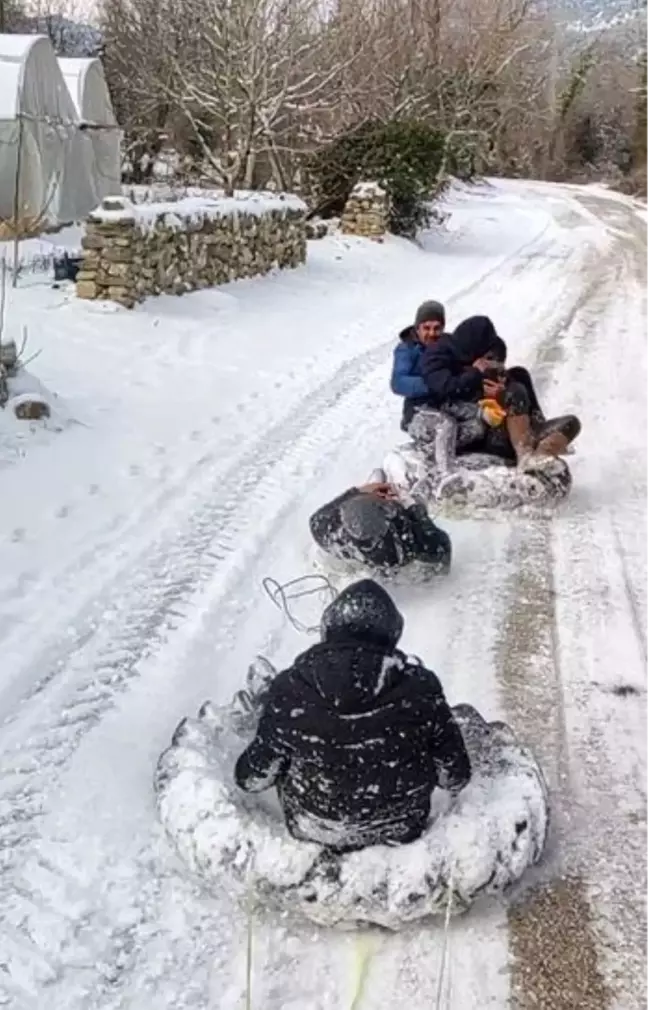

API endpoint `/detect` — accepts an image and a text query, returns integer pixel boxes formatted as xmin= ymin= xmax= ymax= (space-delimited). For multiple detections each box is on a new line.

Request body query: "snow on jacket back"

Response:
xmin=234 ymin=639 xmax=471 ymax=851
xmin=309 ymin=487 xmax=451 ymax=574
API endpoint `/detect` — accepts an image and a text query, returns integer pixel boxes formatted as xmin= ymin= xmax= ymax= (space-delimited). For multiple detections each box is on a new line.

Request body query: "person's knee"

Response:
xmin=561 ymin=414 xmax=581 ymax=441
xmin=506 ymin=366 xmax=531 ymax=385
xmin=502 ymin=380 xmax=530 ymax=415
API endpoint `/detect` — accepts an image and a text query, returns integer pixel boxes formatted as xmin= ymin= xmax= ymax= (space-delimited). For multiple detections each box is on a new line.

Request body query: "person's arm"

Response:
xmin=390 ymin=344 xmax=429 ymax=398
xmin=421 ymin=345 xmax=483 ymax=404
xmin=419 ymin=675 xmax=471 ymax=794
xmin=309 ymin=488 xmax=359 ymax=550
xmin=406 ymin=504 xmax=452 ymax=572
xmin=234 ymin=705 xmax=289 ymax=793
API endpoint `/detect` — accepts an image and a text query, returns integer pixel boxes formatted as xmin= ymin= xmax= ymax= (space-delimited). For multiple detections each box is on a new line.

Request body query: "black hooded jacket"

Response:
xmin=421 ymin=316 xmax=502 ymax=407
xmin=235 ymin=580 xmax=471 ymax=851
xmin=309 ymin=488 xmax=451 ymax=574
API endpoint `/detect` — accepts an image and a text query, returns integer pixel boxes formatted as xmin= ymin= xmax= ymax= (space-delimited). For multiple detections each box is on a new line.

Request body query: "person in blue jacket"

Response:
xmin=390 ymin=300 xmax=447 ymax=431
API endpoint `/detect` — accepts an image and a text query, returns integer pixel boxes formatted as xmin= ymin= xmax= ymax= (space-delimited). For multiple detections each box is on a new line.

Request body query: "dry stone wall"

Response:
xmin=76 ymin=192 xmax=307 ymax=308
xmin=340 ymin=182 xmax=389 ymax=240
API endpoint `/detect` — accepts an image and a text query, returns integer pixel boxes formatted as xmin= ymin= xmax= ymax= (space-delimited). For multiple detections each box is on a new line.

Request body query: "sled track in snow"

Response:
xmin=0 ymin=211 xmax=558 ymax=834
xmin=0 ymin=343 xmax=391 ymax=863
xmin=0 ymin=211 xmax=569 ymax=1010
xmin=0 ymin=345 xmax=397 ymax=1010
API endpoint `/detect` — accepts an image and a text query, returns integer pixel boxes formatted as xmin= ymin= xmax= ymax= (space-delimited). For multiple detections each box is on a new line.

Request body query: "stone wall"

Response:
xmin=76 ymin=192 xmax=307 ymax=308
xmin=340 ymin=182 xmax=389 ymax=240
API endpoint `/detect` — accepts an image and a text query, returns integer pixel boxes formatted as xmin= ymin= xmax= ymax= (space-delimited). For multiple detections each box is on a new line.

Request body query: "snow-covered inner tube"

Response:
xmin=155 ymin=696 xmax=549 ymax=930
xmin=383 ymin=443 xmax=572 ymax=514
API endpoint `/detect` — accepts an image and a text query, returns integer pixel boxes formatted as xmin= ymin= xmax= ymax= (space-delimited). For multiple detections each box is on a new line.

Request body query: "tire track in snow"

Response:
xmin=0 ymin=203 xmax=555 ymax=677
xmin=0 ymin=342 xmax=390 ymax=855
xmin=543 ymin=196 xmax=647 ymax=1010
xmin=0 ymin=207 xmax=558 ymax=734
xmin=0 ymin=197 xmax=568 ymax=1009
xmin=499 ymin=190 xmax=646 ymax=1010
xmin=0 ymin=352 xmax=395 ymax=1010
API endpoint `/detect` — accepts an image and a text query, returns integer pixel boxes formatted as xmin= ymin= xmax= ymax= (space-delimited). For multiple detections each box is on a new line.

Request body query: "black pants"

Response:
xmin=481 ymin=367 xmax=581 ymax=462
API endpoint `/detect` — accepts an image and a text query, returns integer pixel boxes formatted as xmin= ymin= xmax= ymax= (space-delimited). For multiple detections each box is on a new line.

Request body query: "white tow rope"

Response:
xmin=348 ymin=932 xmax=380 ymax=1010
xmin=244 ymin=863 xmax=255 ymax=1010
xmin=243 ymin=863 xmax=455 ymax=1010
xmin=434 ymin=864 xmax=456 ymax=1010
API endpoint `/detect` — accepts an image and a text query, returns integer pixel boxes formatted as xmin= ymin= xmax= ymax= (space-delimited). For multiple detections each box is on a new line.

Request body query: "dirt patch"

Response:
xmin=494 ymin=523 xmax=571 ymax=815
xmin=509 ymin=877 xmax=611 ymax=1010
xmin=495 ymin=527 xmax=613 ymax=1010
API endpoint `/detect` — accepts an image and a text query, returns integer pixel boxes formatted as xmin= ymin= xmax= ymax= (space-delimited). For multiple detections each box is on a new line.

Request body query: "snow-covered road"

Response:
xmin=0 ymin=180 xmax=644 ymax=1010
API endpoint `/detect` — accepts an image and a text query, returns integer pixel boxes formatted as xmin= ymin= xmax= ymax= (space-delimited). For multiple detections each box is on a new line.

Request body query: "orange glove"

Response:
xmin=479 ymin=398 xmax=507 ymax=427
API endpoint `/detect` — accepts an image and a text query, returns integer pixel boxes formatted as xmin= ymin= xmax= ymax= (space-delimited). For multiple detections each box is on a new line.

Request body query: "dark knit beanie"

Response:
xmin=414 ymin=300 xmax=446 ymax=327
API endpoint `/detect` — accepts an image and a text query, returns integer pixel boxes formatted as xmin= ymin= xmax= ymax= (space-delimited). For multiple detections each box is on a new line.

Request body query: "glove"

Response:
xmin=478 ymin=397 xmax=507 ymax=427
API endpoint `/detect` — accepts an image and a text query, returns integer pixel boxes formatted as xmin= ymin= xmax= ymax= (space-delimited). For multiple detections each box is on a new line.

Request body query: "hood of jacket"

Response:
xmin=291 ymin=639 xmax=411 ymax=714
xmin=321 ymin=578 xmax=404 ymax=648
xmin=399 ymin=325 xmax=450 ymax=345
xmin=399 ymin=325 xmax=419 ymax=344
xmin=451 ymin=315 xmax=500 ymax=364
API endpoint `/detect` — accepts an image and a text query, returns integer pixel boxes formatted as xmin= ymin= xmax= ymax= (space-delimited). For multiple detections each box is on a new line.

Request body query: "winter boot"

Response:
xmin=433 ymin=413 xmax=457 ymax=475
xmin=506 ymin=413 xmax=536 ymax=468
xmin=535 ymin=430 xmax=571 ymax=457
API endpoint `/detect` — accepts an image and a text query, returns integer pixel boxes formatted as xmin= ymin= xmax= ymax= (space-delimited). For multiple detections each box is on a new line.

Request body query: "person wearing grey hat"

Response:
xmin=309 ymin=476 xmax=451 ymax=576
xmin=391 ymin=300 xmax=448 ymax=431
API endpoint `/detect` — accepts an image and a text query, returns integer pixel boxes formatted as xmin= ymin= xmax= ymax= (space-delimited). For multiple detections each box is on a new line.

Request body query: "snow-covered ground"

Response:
xmin=0 ymin=179 xmax=645 ymax=1010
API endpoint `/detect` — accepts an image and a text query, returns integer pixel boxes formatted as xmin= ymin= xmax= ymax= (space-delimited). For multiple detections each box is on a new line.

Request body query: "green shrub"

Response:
xmin=306 ymin=120 xmax=446 ymax=237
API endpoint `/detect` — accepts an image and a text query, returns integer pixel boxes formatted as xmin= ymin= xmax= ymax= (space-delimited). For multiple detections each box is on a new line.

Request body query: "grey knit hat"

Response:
xmin=414 ymin=300 xmax=446 ymax=327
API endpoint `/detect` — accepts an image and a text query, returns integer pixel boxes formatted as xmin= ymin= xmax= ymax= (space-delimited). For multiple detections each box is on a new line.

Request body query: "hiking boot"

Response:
xmin=506 ymin=414 xmax=535 ymax=464
xmin=535 ymin=430 xmax=571 ymax=457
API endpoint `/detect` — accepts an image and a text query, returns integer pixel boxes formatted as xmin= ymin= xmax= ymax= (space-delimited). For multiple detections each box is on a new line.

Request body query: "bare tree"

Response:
xmin=100 ymin=0 xmax=182 ymax=183
xmin=99 ymin=0 xmax=646 ymax=192
xmin=152 ymin=0 xmax=373 ymax=193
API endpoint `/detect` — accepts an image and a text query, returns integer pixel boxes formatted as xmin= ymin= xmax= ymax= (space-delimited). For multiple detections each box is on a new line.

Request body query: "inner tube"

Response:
xmin=155 ymin=688 xmax=549 ymax=930
xmin=383 ymin=445 xmax=571 ymax=514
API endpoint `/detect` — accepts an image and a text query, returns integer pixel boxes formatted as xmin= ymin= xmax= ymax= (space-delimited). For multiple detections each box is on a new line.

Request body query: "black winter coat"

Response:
xmin=309 ymin=488 xmax=451 ymax=574
xmin=421 ymin=315 xmax=502 ymax=407
xmin=234 ymin=639 xmax=472 ymax=851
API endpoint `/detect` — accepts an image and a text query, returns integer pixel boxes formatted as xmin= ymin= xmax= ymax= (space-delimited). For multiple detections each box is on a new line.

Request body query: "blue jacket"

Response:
xmin=391 ymin=326 xmax=443 ymax=429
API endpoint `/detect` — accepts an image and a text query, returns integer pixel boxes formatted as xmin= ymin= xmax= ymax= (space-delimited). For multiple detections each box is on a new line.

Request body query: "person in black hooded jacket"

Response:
xmin=309 ymin=478 xmax=451 ymax=576
xmin=234 ymin=579 xmax=471 ymax=852
xmin=420 ymin=315 xmax=581 ymax=466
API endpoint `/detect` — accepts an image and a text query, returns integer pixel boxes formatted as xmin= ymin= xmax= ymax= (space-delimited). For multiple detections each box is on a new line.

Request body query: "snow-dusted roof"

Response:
xmin=58 ymin=56 xmax=118 ymax=127
xmin=58 ymin=57 xmax=94 ymax=117
xmin=0 ymin=34 xmax=47 ymax=119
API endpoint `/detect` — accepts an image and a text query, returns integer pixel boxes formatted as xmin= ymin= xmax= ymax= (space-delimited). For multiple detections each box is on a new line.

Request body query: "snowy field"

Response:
xmin=0 ymin=179 xmax=645 ymax=1010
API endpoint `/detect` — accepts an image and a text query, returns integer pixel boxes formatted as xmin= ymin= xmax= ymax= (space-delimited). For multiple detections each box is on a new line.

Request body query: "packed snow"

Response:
xmin=0 ymin=178 xmax=644 ymax=1010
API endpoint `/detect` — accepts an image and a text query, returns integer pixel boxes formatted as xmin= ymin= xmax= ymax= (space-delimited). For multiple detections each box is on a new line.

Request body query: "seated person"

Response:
xmin=420 ymin=315 xmax=581 ymax=469
xmin=235 ymin=579 xmax=471 ymax=851
xmin=390 ymin=300 xmax=447 ymax=431
xmin=309 ymin=478 xmax=451 ymax=574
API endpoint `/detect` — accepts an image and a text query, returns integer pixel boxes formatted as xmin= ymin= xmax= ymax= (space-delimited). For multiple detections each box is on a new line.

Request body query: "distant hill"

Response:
xmin=543 ymin=0 xmax=646 ymax=31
